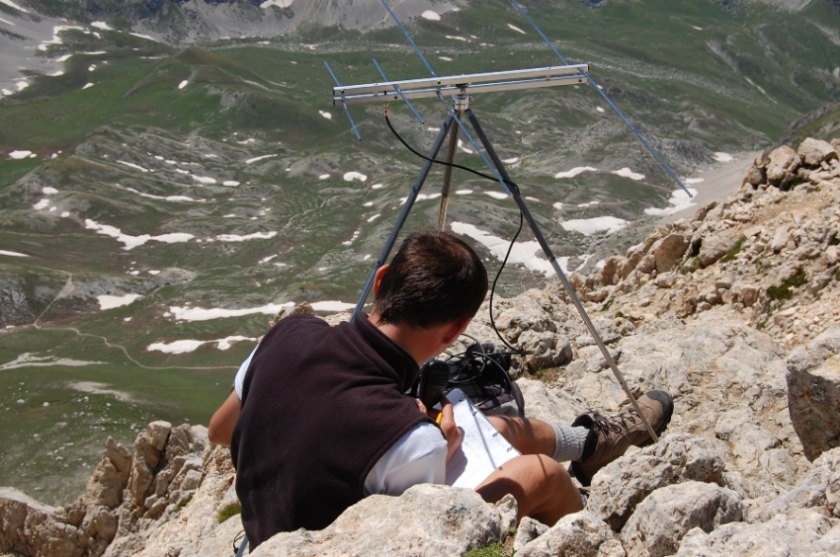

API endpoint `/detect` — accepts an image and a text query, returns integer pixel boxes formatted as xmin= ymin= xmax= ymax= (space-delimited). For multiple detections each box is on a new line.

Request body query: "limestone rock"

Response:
xmin=676 ymin=509 xmax=836 ymax=557
xmin=516 ymin=511 xmax=616 ymax=557
xmin=512 ymin=516 xmax=549 ymax=553
xmin=766 ymin=145 xmax=801 ymax=188
xmin=652 ymin=233 xmax=690 ymax=273
xmin=250 ymin=484 xmax=509 ymax=557
xmin=698 ymin=230 xmax=743 ymax=267
xmin=587 ymin=434 xmax=728 ymax=531
xmin=757 ymin=447 xmax=840 ymax=521
xmin=786 ymin=327 xmax=840 ymax=460
xmin=620 ymin=481 xmax=744 ymax=557
xmin=798 ymin=137 xmax=837 ymax=166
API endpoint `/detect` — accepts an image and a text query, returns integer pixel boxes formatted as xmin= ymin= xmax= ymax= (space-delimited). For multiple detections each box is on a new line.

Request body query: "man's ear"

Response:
xmin=441 ymin=316 xmax=472 ymax=346
xmin=372 ymin=264 xmax=390 ymax=296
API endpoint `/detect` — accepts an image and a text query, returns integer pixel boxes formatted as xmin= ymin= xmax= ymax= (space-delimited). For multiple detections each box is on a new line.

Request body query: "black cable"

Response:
xmin=488 ymin=212 xmax=526 ymax=354
xmin=384 ymin=115 xmax=528 ymax=356
xmin=385 ymin=115 xmax=501 ymax=184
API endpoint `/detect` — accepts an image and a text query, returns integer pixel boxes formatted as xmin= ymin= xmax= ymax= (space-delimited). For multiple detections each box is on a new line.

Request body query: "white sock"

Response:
xmin=552 ymin=424 xmax=590 ymax=462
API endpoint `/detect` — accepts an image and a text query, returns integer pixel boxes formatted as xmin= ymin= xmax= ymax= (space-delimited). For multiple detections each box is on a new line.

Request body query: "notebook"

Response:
xmin=443 ymin=388 xmax=521 ymax=488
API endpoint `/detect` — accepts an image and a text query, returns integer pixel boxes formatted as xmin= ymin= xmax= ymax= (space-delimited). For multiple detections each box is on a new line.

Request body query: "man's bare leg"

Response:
xmin=486 ymin=415 xmax=558 ymax=455
xmin=474 ymin=454 xmax=583 ymax=525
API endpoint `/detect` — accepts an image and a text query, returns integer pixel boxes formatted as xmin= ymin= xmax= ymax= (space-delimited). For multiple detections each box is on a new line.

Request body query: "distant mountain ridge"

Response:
xmin=17 ymin=0 xmax=463 ymax=44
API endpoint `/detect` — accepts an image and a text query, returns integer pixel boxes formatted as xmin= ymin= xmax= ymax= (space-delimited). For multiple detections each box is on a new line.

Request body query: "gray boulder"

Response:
xmin=798 ymin=137 xmax=837 ymax=166
xmin=516 ymin=511 xmax=616 ymax=557
xmin=620 ymin=481 xmax=744 ymax=557
xmin=250 ymin=484 xmax=516 ymax=557
xmin=786 ymin=327 xmax=840 ymax=460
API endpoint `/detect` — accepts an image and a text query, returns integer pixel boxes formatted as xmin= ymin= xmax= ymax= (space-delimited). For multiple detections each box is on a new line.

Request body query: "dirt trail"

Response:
xmin=659 ymin=152 xmax=760 ymax=224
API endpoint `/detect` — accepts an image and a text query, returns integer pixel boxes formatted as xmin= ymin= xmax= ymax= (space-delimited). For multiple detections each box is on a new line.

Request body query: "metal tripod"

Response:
xmin=350 ymin=94 xmax=659 ymax=441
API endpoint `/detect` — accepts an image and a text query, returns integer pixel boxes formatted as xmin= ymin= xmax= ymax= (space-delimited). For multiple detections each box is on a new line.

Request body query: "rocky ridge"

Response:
xmin=2 ymin=137 xmax=840 ymax=556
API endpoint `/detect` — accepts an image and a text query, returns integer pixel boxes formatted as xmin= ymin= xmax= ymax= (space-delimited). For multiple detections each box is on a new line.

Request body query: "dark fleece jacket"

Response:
xmin=231 ymin=313 xmax=431 ymax=548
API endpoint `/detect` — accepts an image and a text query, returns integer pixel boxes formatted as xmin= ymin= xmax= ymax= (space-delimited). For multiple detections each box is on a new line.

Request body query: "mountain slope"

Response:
xmin=0 ymin=0 xmax=838 ymax=504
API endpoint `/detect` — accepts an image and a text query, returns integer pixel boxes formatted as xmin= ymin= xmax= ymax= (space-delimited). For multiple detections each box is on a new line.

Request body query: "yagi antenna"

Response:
xmin=333 ymin=65 xmax=588 ymax=105
xmin=509 ymin=0 xmax=692 ymax=197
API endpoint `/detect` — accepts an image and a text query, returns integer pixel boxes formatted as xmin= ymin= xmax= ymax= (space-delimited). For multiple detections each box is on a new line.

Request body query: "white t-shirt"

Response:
xmin=233 ymin=347 xmax=447 ymax=495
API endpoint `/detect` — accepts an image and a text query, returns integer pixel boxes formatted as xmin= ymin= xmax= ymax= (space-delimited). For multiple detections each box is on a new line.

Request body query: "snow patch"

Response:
xmin=452 ymin=222 xmax=561 ymax=277
xmin=9 ymin=150 xmax=33 ymax=160
xmin=0 ymin=250 xmax=28 ymax=258
xmin=713 ymin=152 xmax=734 ymax=163
xmin=169 ymin=303 xmax=294 ymax=322
xmin=98 ymin=294 xmax=141 ymax=310
xmin=484 ymin=191 xmax=509 ymax=200
xmin=0 ymin=0 xmax=29 ymax=14
xmin=561 ymin=216 xmax=628 ymax=236
xmin=246 ymin=154 xmax=276 ymax=164
xmin=84 ymin=219 xmax=194 ymax=250
xmin=421 ymin=10 xmax=441 ymax=21
xmin=400 ymin=193 xmax=441 ymax=205
xmin=261 ymin=0 xmax=294 ymax=8
xmin=611 ymin=167 xmax=645 ymax=181
xmin=90 ymin=21 xmax=112 ymax=31
xmin=318 ymin=110 xmax=333 ymax=120
xmin=178 ymin=80 xmax=188 ymax=90
xmin=147 ymin=335 xmax=257 ymax=354
xmin=0 ymin=354 xmax=101 ymax=371
xmin=343 ymin=171 xmax=367 ymax=182
xmin=644 ymin=187 xmax=698 ymax=217
xmin=216 ymin=231 xmax=277 ymax=242
xmin=555 ymin=166 xmax=596 ymax=179
xmin=507 ymin=24 xmax=526 ymax=34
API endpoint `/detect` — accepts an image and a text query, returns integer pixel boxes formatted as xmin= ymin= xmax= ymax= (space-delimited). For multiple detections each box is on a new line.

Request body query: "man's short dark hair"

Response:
xmin=373 ymin=231 xmax=488 ymax=328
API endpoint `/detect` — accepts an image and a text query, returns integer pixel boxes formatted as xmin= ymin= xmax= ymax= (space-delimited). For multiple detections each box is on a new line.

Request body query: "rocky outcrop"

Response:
xmin=2 ymin=136 xmax=839 ymax=556
xmin=787 ymin=328 xmax=840 ymax=461
xmin=0 ymin=423 xmax=210 ymax=557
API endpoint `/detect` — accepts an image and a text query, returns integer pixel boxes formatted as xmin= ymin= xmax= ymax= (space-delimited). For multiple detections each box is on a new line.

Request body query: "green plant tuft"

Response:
xmin=175 ymin=493 xmax=193 ymax=513
xmin=721 ymin=237 xmax=746 ymax=262
xmin=217 ymin=502 xmax=242 ymax=523
xmin=465 ymin=543 xmax=513 ymax=557
xmin=766 ymin=268 xmax=808 ymax=301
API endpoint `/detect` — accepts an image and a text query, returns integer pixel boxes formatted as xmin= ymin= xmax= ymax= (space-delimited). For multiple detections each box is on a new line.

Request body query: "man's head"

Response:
xmin=372 ymin=231 xmax=488 ymax=330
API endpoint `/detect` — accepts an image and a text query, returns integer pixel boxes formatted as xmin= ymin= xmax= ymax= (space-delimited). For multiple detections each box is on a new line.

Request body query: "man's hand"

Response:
xmin=415 ymin=396 xmax=462 ymax=463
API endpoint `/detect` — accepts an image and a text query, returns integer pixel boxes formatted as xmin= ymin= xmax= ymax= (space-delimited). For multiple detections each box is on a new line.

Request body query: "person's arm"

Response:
xmin=207 ymin=346 xmax=256 ymax=446
xmin=363 ymin=422 xmax=448 ymax=496
xmin=208 ymin=390 xmax=240 ymax=446
xmin=436 ymin=396 xmax=463 ymax=462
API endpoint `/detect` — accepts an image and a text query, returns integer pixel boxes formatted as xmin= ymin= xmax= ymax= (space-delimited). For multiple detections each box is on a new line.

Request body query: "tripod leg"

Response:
xmin=350 ymin=115 xmax=456 ymax=322
xmin=463 ymin=108 xmax=659 ymax=442
xmin=437 ymin=111 xmax=460 ymax=231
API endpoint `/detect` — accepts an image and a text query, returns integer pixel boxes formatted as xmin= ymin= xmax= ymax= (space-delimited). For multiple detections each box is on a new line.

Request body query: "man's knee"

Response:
xmin=475 ymin=454 xmax=581 ymax=523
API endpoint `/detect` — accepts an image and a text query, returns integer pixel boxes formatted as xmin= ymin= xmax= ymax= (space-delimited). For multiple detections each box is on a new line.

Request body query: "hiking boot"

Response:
xmin=569 ymin=390 xmax=674 ymax=487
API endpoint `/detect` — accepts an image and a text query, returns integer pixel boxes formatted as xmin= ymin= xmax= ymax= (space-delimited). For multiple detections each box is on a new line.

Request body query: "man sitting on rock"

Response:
xmin=210 ymin=231 xmax=673 ymax=549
